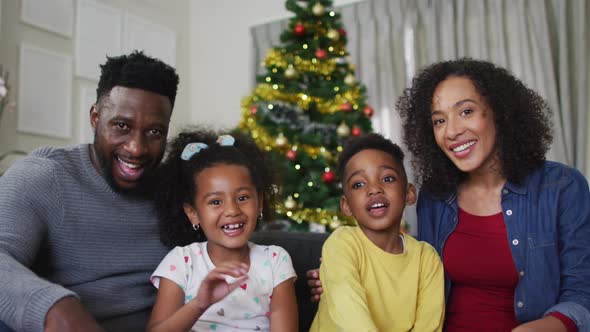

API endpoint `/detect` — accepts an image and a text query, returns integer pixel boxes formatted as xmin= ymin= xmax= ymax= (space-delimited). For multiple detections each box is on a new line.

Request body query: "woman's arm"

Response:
xmin=269 ymin=277 xmax=298 ymax=332
xmin=512 ymin=316 xmax=567 ymax=332
xmin=147 ymin=262 xmax=248 ymax=332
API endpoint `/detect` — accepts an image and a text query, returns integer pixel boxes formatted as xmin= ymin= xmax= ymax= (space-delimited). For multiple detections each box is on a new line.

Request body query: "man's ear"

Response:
xmin=406 ymin=183 xmax=417 ymax=206
xmin=90 ymin=104 xmax=99 ymax=132
xmin=340 ymin=195 xmax=353 ymax=216
xmin=183 ymin=203 xmax=200 ymax=228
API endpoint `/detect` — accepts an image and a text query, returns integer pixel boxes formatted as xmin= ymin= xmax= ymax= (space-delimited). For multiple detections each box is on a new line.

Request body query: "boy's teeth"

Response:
xmin=371 ymin=203 xmax=385 ymax=208
xmin=452 ymin=141 xmax=475 ymax=152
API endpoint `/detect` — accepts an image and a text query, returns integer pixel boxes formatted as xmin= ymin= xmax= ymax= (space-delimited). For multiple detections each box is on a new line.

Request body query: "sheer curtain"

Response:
xmin=250 ymin=0 xmax=588 ymax=232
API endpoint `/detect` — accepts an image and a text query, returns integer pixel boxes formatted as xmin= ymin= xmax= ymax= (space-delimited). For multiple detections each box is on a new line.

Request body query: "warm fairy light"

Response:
xmin=295 ymin=164 xmax=301 ymax=170
xmin=307 ymin=181 xmax=314 ymax=187
xmin=268 ymin=104 xmax=274 ymax=109
xmin=265 ymin=77 xmax=271 ymax=82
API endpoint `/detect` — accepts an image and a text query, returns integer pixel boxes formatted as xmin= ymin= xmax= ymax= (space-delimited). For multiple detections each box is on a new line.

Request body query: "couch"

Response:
xmin=251 ymin=230 xmax=329 ymax=332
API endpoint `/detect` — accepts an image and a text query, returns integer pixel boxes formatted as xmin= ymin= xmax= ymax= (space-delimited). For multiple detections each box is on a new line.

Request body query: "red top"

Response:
xmin=443 ymin=208 xmax=520 ymax=331
xmin=443 ymin=208 xmax=577 ymax=332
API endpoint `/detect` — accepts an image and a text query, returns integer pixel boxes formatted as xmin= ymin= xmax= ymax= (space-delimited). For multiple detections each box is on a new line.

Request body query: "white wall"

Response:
xmin=189 ymin=0 xmax=365 ymax=130
xmin=0 ymin=0 xmax=191 ymax=155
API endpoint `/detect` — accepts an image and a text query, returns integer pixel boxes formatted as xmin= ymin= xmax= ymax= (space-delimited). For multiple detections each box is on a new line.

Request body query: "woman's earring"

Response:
xmin=192 ymin=224 xmax=200 ymax=231
xmin=258 ymin=212 xmax=264 ymax=221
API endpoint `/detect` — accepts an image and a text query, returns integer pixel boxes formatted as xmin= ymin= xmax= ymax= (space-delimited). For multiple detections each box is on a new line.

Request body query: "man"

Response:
xmin=0 ymin=51 xmax=179 ymax=331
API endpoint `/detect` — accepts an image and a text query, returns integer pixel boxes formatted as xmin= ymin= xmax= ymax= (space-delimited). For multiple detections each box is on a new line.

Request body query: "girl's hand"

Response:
xmin=192 ymin=262 xmax=249 ymax=312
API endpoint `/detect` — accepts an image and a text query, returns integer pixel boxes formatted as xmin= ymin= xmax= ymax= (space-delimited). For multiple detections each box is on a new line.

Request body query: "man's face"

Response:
xmin=90 ymin=86 xmax=172 ymax=196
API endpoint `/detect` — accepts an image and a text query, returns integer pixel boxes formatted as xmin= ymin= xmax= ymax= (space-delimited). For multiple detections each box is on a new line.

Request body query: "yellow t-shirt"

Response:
xmin=310 ymin=226 xmax=445 ymax=332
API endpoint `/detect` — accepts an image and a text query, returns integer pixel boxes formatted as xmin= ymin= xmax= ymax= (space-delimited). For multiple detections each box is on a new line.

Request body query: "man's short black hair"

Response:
xmin=96 ymin=50 xmax=179 ymax=108
xmin=338 ymin=133 xmax=407 ymax=184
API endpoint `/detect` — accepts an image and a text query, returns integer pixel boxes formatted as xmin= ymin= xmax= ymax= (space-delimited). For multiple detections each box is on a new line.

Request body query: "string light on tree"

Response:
xmin=250 ymin=105 xmax=258 ymax=115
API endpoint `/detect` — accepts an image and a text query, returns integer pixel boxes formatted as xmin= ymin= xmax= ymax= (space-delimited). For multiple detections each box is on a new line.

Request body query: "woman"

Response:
xmin=307 ymin=59 xmax=590 ymax=331
xmin=397 ymin=58 xmax=589 ymax=331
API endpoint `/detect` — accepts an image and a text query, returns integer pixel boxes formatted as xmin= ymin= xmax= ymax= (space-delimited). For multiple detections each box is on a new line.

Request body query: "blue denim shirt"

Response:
xmin=417 ymin=161 xmax=590 ymax=331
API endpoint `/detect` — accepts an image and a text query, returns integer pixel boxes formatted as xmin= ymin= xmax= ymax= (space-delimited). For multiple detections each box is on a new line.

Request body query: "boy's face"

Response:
xmin=340 ymin=149 xmax=416 ymax=237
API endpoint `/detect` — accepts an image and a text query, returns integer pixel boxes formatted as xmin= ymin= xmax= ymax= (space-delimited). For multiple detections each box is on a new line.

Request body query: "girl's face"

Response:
xmin=430 ymin=76 xmax=498 ymax=175
xmin=183 ymin=163 xmax=261 ymax=251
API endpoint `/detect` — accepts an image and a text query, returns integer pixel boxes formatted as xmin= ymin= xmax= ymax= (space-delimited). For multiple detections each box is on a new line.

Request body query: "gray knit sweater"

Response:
xmin=0 ymin=145 xmax=169 ymax=331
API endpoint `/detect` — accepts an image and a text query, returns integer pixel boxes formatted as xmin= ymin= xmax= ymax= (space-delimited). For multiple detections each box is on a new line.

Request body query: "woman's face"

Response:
xmin=430 ymin=76 xmax=498 ymax=175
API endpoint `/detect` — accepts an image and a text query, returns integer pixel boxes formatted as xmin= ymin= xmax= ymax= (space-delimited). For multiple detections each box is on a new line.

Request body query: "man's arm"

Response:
xmin=0 ymin=158 xmax=96 ymax=331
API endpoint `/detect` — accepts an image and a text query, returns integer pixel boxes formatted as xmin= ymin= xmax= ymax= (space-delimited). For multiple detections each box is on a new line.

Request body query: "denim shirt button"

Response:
xmin=506 ymin=209 xmax=513 ymax=216
xmin=502 ymin=189 xmax=509 ymax=195
xmin=519 ymin=270 xmax=525 ymax=277
xmin=517 ymin=301 xmax=524 ymax=308
xmin=512 ymin=239 xmax=519 ymax=246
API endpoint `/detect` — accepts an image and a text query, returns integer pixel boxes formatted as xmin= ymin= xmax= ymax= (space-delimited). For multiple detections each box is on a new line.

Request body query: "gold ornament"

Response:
xmin=312 ymin=3 xmax=325 ymax=16
xmin=284 ymin=196 xmax=297 ymax=210
xmin=337 ymin=121 xmax=351 ymax=137
xmin=326 ymin=29 xmax=340 ymax=41
xmin=344 ymin=73 xmax=356 ymax=85
xmin=275 ymin=133 xmax=288 ymax=147
xmin=284 ymin=66 xmax=298 ymax=79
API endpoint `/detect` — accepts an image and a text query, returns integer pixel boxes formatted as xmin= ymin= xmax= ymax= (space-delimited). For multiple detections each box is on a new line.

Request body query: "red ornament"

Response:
xmin=294 ymin=23 xmax=305 ymax=36
xmin=250 ymin=106 xmax=258 ymax=115
xmin=322 ymin=170 xmax=336 ymax=183
xmin=315 ymin=49 xmax=328 ymax=60
xmin=339 ymin=103 xmax=352 ymax=112
xmin=286 ymin=150 xmax=297 ymax=161
xmin=338 ymin=28 xmax=347 ymax=37
xmin=363 ymin=106 xmax=374 ymax=118
xmin=351 ymin=126 xmax=362 ymax=136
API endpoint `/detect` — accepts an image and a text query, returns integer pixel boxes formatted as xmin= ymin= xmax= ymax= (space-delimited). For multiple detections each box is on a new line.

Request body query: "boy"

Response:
xmin=310 ymin=133 xmax=444 ymax=331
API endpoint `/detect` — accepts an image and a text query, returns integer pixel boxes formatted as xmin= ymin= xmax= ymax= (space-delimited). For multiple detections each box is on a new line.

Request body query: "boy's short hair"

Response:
xmin=96 ymin=50 xmax=179 ymax=108
xmin=338 ymin=133 xmax=407 ymax=183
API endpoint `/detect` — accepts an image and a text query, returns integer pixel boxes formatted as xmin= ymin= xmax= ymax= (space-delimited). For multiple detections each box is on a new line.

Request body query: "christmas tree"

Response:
xmin=238 ymin=0 xmax=374 ymax=232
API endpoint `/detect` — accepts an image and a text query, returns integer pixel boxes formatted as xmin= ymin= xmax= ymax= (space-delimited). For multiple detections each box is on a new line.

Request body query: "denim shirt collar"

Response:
xmin=442 ymin=176 xmax=528 ymax=206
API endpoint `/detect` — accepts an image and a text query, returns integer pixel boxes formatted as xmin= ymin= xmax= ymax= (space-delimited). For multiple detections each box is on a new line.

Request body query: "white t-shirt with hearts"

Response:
xmin=151 ymin=241 xmax=296 ymax=331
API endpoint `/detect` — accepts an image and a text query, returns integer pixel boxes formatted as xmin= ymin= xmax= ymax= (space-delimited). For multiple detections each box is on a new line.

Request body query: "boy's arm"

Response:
xmin=269 ymin=277 xmax=298 ymax=332
xmin=320 ymin=233 xmax=378 ymax=330
xmin=412 ymin=244 xmax=445 ymax=332
xmin=0 ymin=159 xmax=81 ymax=331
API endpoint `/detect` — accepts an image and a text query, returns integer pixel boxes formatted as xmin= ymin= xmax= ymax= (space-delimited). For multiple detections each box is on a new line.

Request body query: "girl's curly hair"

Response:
xmin=154 ymin=127 xmax=277 ymax=247
xmin=397 ymin=58 xmax=553 ymax=197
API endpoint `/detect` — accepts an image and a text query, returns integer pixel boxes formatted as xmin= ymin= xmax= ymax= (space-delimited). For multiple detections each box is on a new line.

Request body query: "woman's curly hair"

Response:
xmin=154 ymin=126 xmax=277 ymax=247
xmin=397 ymin=58 xmax=553 ymax=197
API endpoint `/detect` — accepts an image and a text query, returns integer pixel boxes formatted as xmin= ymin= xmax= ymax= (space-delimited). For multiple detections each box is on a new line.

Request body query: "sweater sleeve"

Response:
xmin=0 ymin=158 xmax=76 ymax=332
xmin=318 ymin=228 xmax=378 ymax=331
xmin=412 ymin=242 xmax=445 ymax=332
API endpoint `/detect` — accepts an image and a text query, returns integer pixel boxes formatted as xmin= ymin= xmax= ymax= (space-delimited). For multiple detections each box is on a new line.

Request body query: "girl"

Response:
xmin=148 ymin=129 xmax=298 ymax=332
